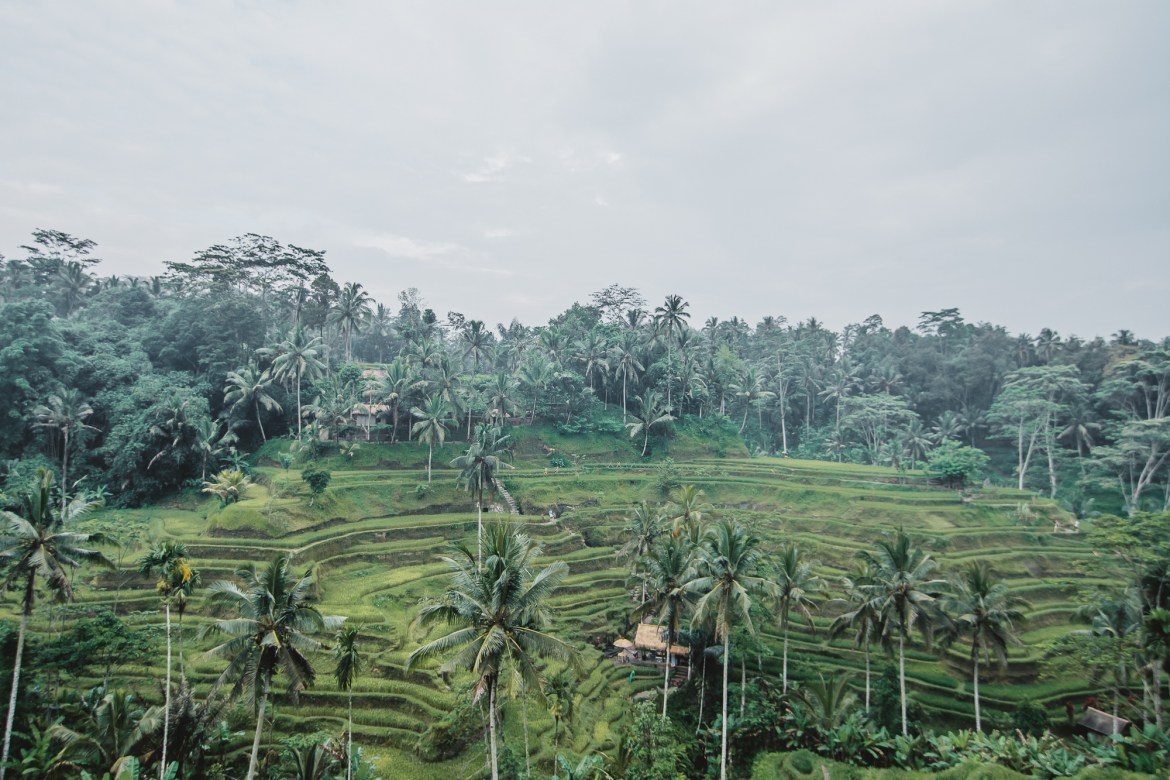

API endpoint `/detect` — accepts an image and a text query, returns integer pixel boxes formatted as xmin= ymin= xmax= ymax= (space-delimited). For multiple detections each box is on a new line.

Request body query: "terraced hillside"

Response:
xmin=12 ymin=426 xmax=1110 ymax=778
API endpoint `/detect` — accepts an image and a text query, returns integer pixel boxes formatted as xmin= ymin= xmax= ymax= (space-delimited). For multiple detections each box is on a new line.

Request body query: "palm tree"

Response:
xmin=942 ymin=561 xmax=1028 ymax=731
xmin=451 ymin=423 xmax=513 ymax=566
xmin=138 ymin=541 xmax=196 ymax=779
xmin=201 ymin=469 xmax=251 ymax=505
xmin=612 ymin=331 xmax=645 ymax=423
xmin=223 ymin=364 xmax=282 ymax=443
xmin=461 ymin=320 xmax=493 ymax=372
xmin=333 ymin=623 xmax=362 ymax=780
xmin=200 ymin=554 xmax=342 ymax=780
xmin=371 ymin=358 xmax=418 ymax=443
xmin=653 ymin=295 xmax=691 ymax=410
xmin=828 ymin=564 xmax=881 ymax=711
xmin=47 ymin=688 xmax=163 ymax=777
xmin=856 ymin=529 xmax=946 ymax=736
xmin=553 ymin=752 xmax=603 ymax=780
xmin=772 ymin=543 xmax=821 ymax=694
xmin=32 ymin=388 xmax=98 ymax=516
xmin=406 ymin=524 xmax=579 ymax=780
xmin=483 ymin=372 xmax=520 ymax=426
xmin=687 ymin=519 xmax=771 ymax=780
xmin=574 ymin=329 xmax=610 ymax=397
xmin=266 ymin=327 xmax=326 ymax=438
xmin=640 ymin=535 xmax=695 ymax=719
xmin=330 ymin=282 xmax=372 ymax=362
xmin=729 ymin=366 xmax=775 ymax=435
xmin=516 ymin=354 xmax=556 ymax=423
xmin=900 ymin=417 xmax=934 ymax=470
xmin=795 ymin=673 xmax=857 ymax=734
xmin=626 ymin=391 xmax=675 ymax=457
xmin=617 ymin=502 xmax=664 ymax=605
xmin=411 ymin=394 xmax=453 ymax=483
xmin=669 ymin=484 xmax=709 ymax=543
xmin=0 ymin=469 xmax=112 ymax=780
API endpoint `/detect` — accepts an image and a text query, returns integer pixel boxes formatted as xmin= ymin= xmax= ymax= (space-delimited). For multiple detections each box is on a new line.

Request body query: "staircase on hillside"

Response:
xmin=493 ymin=478 xmax=519 ymax=515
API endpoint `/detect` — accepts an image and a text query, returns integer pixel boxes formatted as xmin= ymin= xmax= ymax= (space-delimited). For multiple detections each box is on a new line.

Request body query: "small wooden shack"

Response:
xmin=1076 ymin=706 xmax=1131 ymax=739
xmin=632 ymin=623 xmax=689 ymax=663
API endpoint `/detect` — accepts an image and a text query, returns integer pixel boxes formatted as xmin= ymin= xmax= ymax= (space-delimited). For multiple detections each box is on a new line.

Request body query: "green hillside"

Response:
xmin=16 ymin=421 xmax=1117 ymax=778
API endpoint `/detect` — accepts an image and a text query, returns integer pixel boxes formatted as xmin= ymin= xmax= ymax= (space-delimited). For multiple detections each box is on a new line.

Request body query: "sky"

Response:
xmin=1 ymin=1 xmax=1167 ymax=339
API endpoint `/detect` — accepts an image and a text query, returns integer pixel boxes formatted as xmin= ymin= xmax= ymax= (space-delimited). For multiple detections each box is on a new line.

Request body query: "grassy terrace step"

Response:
xmin=8 ymin=441 xmax=1125 ymax=780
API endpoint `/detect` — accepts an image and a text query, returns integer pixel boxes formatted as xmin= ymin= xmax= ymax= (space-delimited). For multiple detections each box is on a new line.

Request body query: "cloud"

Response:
xmin=354 ymin=232 xmax=460 ymax=260
xmin=461 ymin=150 xmax=531 ymax=183
xmin=483 ymin=228 xmax=515 ymax=239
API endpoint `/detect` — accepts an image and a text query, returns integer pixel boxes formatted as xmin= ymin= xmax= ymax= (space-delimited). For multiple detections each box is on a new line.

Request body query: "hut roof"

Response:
xmin=1078 ymin=707 xmax=1131 ymax=735
xmin=633 ymin=623 xmax=689 ymax=656
xmin=613 ymin=638 xmax=634 ymax=649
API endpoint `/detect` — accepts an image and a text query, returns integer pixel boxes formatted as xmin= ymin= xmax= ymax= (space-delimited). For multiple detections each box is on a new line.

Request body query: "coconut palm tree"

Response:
xmin=626 ymin=391 xmax=675 ymax=458
xmin=223 ymin=364 xmax=282 ymax=443
xmin=828 ymin=564 xmax=881 ymax=711
xmin=330 ymin=282 xmax=372 ymax=362
xmin=200 ymin=554 xmax=342 ymax=780
xmin=639 ymin=535 xmax=696 ymax=719
xmin=942 ymin=561 xmax=1028 ymax=731
xmin=617 ymin=502 xmax=664 ymax=605
xmin=406 ymin=523 xmax=579 ymax=780
xmin=653 ymin=295 xmax=690 ymax=410
xmin=461 ymin=319 xmax=493 ymax=373
xmin=333 ymin=623 xmax=362 ymax=780
xmin=138 ymin=541 xmax=196 ymax=779
xmin=795 ymin=673 xmax=857 ymax=733
xmin=32 ymin=388 xmax=98 ymax=516
xmin=451 ymin=423 xmax=513 ymax=566
xmin=516 ymin=354 xmax=556 ymax=423
xmin=0 ymin=469 xmax=112 ymax=780
xmin=669 ymin=485 xmax=710 ymax=543
xmin=856 ymin=529 xmax=946 ymax=736
xmin=371 ymin=358 xmax=418 ymax=443
xmin=483 ymin=372 xmax=521 ymax=426
xmin=612 ymin=331 xmax=645 ymax=423
xmin=266 ymin=327 xmax=326 ymax=438
xmin=574 ymin=329 xmax=610 ymax=396
xmin=772 ymin=543 xmax=822 ymax=694
xmin=411 ymin=394 xmax=453 ymax=483
xmin=687 ymin=519 xmax=772 ymax=780
xmin=729 ymin=366 xmax=775 ymax=435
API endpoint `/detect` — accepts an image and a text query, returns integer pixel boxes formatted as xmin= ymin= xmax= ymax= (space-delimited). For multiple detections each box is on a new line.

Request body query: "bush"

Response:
xmin=301 ymin=467 xmax=331 ymax=504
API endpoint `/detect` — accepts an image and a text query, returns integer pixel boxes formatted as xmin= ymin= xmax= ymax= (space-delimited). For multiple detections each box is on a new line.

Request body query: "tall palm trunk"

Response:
xmin=522 ymin=693 xmax=531 ymax=779
xmin=782 ymin=619 xmax=790 ymax=693
xmin=295 ymin=374 xmax=303 ymax=438
xmin=0 ymin=583 xmax=33 ymax=780
xmin=622 ymin=375 xmax=628 ymax=423
xmin=426 ymin=444 xmax=433 ymax=483
xmin=255 ymin=401 xmax=267 ymax=443
xmin=899 ymin=634 xmax=908 ymax=736
xmin=740 ymin=654 xmax=746 ymax=717
xmin=476 ymin=484 xmax=484 ymax=568
xmin=246 ymin=671 xmax=272 ymax=780
xmin=863 ymin=642 xmax=871 ymax=711
xmin=347 ymin=689 xmax=354 ymax=780
xmin=972 ymin=646 xmax=982 ymax=731
xmin=161 ymin=602 xmax=172 ymax=780
xmin=488 ymin=679 xmax=500 ymax=780
xmin=696 ymin=651 xmax=706 ymax=734
xmin=720 ymin=633 xmax=730 ymax=780
xmin=662 ymin=629 xmax=672 ymax=719
xmin=60 ymin=428 xmax=70 ymax=517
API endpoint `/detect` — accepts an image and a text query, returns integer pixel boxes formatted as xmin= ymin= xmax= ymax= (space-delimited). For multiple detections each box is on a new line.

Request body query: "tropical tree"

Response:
xmin=333 ymin=623 xmax=362 ymax=780
xmin=371 ymin=358 xmax=418 ymax=443
xmin=552 ymin=752 xmax=603 ymax=780
xmin=942 ymin=561 xmax=1028 ymax=731
xmin=612 ymin=330 xmax=645 ymax=423
xmin=411 ymin=394 xmax=453 ymax=483
xmin=223 ymin=364 xmax=282 ymax=443
xmin=47 ymin=688 xmax=163 ymax=777
xmin=617 ymin=502 xmax=664 ymax=605
xmin=461 ymin=319 xmax=493 ymax=372
xmin=856 ymin=529 xmax=946 ymax=736
xmin=483 ymin=372 xmax=521 ymax=426
xmin=516 ymin=354 xmax=556 ymax=423
xmin=626 ymin=391 xmax=675 ymax=457
xmin=640 ymin=535 xmax=695 ymax=719
xmin=32 ymin=388 xmax=98 ymax=515
xmin=451 ymin=423 xmax=513 ymax=566
xmin=669 ymin=484 xmax=710 ymax=543
xmin=406 ymin=524 xmax=579 ymax=780
xmin=771 ymin=543 xmax=822 ymax=693
xmin=266 ymin=327 xmax=326 ymax=438
xmin=729 ymin=365 xmax=775 ymax=435
xmin=653 ymin=295 xmax=691 ymax=410
xmin=200 ymin=554 xmax=341 ymax=780
xmin=330 ymin=282 xmax=372 ymax=362
xmin=138 ymin=541 xmax=197 ymax=779
xmin=0 ymin=469 xmax=112 ymax=780
xmin=201 ymin=469 xmax=251 ymax=505
xmin=795 ymin=673 xmax=857 ymax=733
xmin=687 ymin=519 xmax=772 ymax=780
xmin=828 ymin=564 xmax=881 ymax=711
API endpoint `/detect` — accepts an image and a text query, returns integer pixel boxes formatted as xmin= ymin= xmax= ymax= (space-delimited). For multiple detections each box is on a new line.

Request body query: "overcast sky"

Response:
xmin=2 ymin=1 xmax=1167 ymax=339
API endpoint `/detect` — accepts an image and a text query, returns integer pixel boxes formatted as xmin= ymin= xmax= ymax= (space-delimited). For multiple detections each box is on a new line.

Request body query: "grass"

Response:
xmin=1 ymin=421 xmax=1124 ymax=778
